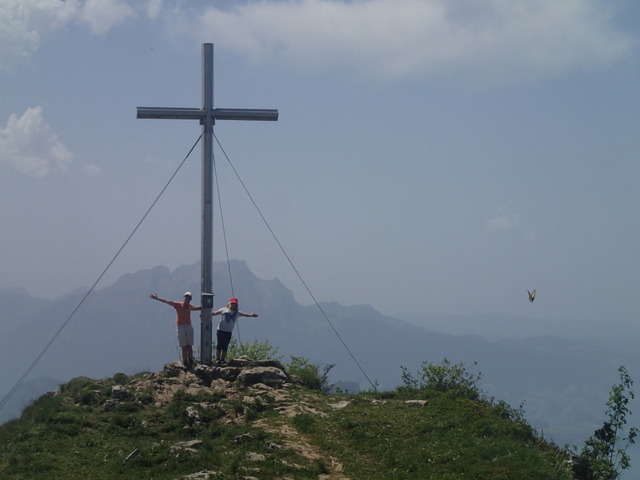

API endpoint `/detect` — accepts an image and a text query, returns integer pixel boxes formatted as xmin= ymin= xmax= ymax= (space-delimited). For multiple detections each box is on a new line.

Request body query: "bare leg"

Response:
xmin=181 ymin=346 xmax=194 ymax=368
xmin=186 ymin=346 xmax=194 ymax=364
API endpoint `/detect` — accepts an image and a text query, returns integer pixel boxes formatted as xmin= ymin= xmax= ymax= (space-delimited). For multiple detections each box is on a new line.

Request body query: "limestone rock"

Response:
xmin=237 ymin=366 xmax=290 ymax=387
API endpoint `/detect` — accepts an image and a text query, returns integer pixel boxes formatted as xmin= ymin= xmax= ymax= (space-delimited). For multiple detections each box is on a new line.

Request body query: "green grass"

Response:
xmin=0 ymin=369 xmax=574 ymax=480
xmin=309 ymin=391 xmax=570 ymax=479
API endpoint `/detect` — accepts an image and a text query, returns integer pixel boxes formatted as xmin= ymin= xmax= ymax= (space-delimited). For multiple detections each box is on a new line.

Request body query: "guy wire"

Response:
xmin=213 ymin=134 xmax=377 ymax=391
xmin=212 ymin=152 xmax=241 ymax=343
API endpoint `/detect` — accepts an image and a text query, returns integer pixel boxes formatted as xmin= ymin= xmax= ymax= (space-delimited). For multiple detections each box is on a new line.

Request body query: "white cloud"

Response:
xmin=182 ymin=0 xmax=634 ymax=82
xmin=77 ymin=0 xmax=136 ymax=35
xmin=0 ymin=0 xmax=79 ymax=71
xmin=1 ymin=0 xmax=633 ymax=81
xmin=0 ymin=107 xmax=73 ymax=178
xmin=0 ymin=0 xmax=153 ymax=69
xmin=486 ymin=206 xmax=520 ymax=230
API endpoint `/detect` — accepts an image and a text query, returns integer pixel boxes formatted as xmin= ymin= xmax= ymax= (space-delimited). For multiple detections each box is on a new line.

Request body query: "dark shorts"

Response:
xmin=216 ymin=330 xmax=233 ymax=351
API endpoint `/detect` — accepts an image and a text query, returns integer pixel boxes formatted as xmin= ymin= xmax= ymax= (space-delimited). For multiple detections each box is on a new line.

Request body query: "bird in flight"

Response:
xmin=528 ymin=289 xmax=536 ymax=303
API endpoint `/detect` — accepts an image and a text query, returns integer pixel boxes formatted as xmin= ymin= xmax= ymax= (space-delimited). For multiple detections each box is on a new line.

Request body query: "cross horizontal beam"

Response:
xmin=137 ymin=107 xmax=278 ymax=122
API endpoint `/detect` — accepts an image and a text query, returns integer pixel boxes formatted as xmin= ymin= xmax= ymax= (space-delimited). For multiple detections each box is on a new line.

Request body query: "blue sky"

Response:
xmin=1 ymin=0 xmax=639 ymax=324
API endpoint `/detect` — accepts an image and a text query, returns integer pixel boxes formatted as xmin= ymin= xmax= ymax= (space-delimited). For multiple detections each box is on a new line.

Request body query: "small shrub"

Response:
xmin=60 ymin=376 xmax=94 ymax=394
xmin=226 ymin=339 xmax=281 ymax=361
xmin=112 ymin=372 xmax=129 ymax=384
xmin=78 ymin=390 xmax=100 ymax=406
xmin=59 ymin=377 xmax=100 ymax=405
xmin=137 ymin=392 xmax=155 ymax=405
xmin=286 ymin=356 xmax=335 ymax=393
xmin=492 ymin=399 xmax=527 ymax=423
xmin=581 ymin=365 xmax=638 ymax=480
xmin=400 ymin=358 xmax=483 ymax=399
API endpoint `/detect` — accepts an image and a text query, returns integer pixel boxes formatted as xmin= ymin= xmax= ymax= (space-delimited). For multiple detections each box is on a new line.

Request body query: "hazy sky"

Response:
xmin=1 ymin=0 xmax=639 ymax=324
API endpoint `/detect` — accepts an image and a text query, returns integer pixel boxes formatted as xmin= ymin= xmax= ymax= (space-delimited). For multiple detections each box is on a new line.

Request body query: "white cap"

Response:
xmin=184 ymin=292 xmax=192 ymax=298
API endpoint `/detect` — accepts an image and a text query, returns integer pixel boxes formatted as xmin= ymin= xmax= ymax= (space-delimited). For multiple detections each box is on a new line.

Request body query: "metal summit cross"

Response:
xmin=137 ymin=43 xmax=278 ymax=365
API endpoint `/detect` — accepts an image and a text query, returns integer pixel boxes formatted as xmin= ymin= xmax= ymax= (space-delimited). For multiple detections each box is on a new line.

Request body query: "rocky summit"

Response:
xmin=0 ymin=355 xmax=575 ymax=480
xmin=97 ymin=358 xmax=351 ymax=480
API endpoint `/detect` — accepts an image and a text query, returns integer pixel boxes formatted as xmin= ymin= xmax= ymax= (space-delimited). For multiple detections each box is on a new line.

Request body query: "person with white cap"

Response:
xmin=212 ymin=297 xmax=259 ymax=364
xmin=149 ymin=291 xmax=202 ymax=369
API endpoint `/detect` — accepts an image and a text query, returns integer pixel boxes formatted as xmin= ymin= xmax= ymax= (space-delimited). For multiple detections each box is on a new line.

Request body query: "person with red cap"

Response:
xmin=212 ymin=297 xmax=259 ymax=364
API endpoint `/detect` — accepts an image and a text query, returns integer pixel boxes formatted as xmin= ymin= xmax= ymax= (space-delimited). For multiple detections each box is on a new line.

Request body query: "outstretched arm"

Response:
xmin=239 ymin=311 xmax=259 ymax=318
xmin=149 ymin=293 xmax=171 ymax=305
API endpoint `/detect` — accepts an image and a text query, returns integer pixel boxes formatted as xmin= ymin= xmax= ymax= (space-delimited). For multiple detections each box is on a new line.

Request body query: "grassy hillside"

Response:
xmin=0 ymin=359 xmax=573 ymax=480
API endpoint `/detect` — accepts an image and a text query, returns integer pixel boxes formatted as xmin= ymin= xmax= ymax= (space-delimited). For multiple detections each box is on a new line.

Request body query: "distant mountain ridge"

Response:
xmin=406 ymin=310 xmax=640 ymax=355
xmin=2 ymin=260 xmax=640 ymax=464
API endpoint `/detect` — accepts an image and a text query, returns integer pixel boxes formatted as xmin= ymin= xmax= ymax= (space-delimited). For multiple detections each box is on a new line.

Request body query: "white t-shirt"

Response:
xmin=216 ymin=308 xmax=239 ymax=332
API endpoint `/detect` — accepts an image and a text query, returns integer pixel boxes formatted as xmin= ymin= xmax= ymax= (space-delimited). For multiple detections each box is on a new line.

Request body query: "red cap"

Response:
xmin=229 ymin=297 xmax=239 ymax=303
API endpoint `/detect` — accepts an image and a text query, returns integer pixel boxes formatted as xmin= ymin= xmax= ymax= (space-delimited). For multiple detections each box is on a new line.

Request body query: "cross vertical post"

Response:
xmin=201 ymin=43 xmax=215 ymax=367
xmin=137 ymin=43 xmax=278 ymax=365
